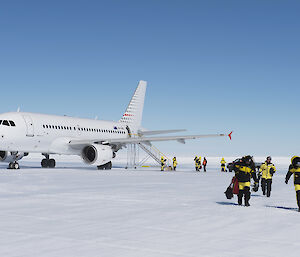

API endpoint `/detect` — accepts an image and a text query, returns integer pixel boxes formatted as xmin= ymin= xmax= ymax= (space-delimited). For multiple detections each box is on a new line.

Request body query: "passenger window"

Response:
xmin=9 ymin=121 xmax=16 ymax=126
xmin=3 ymin=120 xmax=10 ymax=126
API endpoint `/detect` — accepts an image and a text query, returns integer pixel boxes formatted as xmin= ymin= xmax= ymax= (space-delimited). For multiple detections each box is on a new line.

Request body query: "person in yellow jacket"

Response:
xmin=161 ymin=156 xmax=166 ymax=171
xmin=221 ymin=158 xmax=226 ymax=172
xmin=233 ymin=155 xmax=258 ymax=206
xmin=259 ymin=156 xmax=276 ymax=197
xmin=285 ymin=156 xmax=300 ymax=212
xmin=194 ymin=156 xmax=199 ymax=171
xmin=173 ymin=157 xmax=177 ymax=171
xmin=198 ymin=156 xmax=202 ymax=171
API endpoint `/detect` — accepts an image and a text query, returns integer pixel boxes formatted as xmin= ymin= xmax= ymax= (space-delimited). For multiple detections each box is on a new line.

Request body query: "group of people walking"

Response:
xmin=194 ymin=156 xmax=207 ymax=172
xmin=160 ymin=156 xmax=177 ymax=171
xmin=160 ymin=156 xmax=208 ymax=172
xmin=227 ymin=155 xmax=300 ymax=211
xmin=160 ymin=154 xmax=300 ymax=211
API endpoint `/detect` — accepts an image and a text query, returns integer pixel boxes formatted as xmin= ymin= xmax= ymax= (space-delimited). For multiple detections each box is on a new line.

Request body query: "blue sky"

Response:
xmin=0 ymin=0 xmax=299 ymax=156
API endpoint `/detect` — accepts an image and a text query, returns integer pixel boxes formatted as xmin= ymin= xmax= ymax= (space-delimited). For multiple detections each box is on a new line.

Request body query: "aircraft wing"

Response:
xmin=69 ymin=133 xmax=229 ymax=148
xmin=137 ymin=129 xmax=186 ymax=136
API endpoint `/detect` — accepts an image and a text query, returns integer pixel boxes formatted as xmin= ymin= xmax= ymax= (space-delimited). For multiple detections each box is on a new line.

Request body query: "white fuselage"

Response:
xmin=0 ymin=112 xmax=129 ymax=155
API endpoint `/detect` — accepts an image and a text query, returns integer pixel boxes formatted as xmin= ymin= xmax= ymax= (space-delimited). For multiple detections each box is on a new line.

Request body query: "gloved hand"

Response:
xmin=253 ymin=182 xmax=259 ymax=192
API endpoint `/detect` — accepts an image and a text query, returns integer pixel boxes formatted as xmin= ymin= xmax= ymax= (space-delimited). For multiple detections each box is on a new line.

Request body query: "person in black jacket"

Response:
xmin=285 ymin=156 xmax=300 ymax=212
xmin=233 ymin=155 xmax=258 ymax=206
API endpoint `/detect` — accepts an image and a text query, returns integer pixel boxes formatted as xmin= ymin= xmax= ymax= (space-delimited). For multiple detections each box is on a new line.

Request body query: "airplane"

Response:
xmin=0 ymin=80 xmax=231 ymax=169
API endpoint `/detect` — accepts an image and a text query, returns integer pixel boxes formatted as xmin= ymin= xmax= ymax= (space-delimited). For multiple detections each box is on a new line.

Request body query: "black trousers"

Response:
xmin=238 ymin=186 xmax=251 ymax=206
xmin=261 ymin=178 xmax=272 ymax=197
xmin=203 ymin=165 xmax=206 ymax=172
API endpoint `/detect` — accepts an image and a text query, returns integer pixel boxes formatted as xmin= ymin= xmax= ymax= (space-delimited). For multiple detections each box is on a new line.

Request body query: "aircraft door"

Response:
xmin=23 ymin=115 xmax=34 ymax=137
xmin=77 ymin=125 xmax=82 ymax=136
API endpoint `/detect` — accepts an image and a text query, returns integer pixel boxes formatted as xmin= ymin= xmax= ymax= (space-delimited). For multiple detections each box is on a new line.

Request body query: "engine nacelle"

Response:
xmin=0 ymin=151 xmax=28 ymax=163
xmin=81 ymin=144 xmax=113 ymax=166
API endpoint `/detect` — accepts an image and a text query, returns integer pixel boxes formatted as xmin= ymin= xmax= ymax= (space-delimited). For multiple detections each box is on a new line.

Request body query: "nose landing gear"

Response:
xmin=8 ymin=162 xmax=20 ymax=169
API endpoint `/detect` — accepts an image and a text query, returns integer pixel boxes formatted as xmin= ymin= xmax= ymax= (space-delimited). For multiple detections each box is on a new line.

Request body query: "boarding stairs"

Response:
xmin=125 ymin=142 xmax=172 ymax=169
xmin=138 ymin=143 xmax=172 ymax=167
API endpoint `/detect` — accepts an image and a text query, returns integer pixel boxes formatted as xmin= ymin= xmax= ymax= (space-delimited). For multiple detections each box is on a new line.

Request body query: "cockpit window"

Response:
xmin=0 ymin=120 xmax=2 ymax=125
xmin=2 ymin=120 xmax=9 ymax=126
xmin=9 ymin=121 xmax=16 ymax=126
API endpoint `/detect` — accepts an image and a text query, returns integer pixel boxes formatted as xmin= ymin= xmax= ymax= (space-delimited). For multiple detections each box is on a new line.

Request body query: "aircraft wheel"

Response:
xmin=8 ymin=162 xmax=14 ymax=169
xmin=105 ymin=161 xmax=112 ymax=170
xmin=13 ymin=162 xmax=20 ymax=169
xmin=41 ymin=159 xmax=48 ymax=168
xmin=97 ymin=165 xmax=105 ymax=170
xmin=49 ymin=159 xmax=56 ymax=168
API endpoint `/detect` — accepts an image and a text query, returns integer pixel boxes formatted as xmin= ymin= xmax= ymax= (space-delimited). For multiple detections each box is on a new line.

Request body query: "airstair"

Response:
xmin=125 ymin=142 xmax=172 ymax=169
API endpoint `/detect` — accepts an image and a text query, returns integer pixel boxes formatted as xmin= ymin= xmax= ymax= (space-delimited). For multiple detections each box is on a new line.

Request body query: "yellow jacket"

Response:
xmin=221 ymin=158 xmax=226 ymax=165
xmin=286 ymin=156 xmax=300 ymax=186
xmin=234 ymin=164 xmax=256 ymax=183
xmin=260 ymin=162 xmax=276 ymax=179
xmin=173 ymin=158 xmax=177 ymax=167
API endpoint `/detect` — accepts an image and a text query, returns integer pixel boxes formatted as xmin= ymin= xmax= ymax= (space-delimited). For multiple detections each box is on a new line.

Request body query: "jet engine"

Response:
xmin=0 ymin=151 xmax=28 ymax=163
xmin=81 ymin=144 xmax=113 ymax=166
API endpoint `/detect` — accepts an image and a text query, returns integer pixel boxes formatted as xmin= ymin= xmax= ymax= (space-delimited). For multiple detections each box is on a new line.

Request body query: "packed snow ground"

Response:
xmin=0 ymin=156 xmax=299 ymax=257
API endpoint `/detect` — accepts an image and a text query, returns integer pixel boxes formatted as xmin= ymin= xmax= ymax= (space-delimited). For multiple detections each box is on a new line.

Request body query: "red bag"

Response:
xmin=232 ymin=177 xmax=239 ymax=194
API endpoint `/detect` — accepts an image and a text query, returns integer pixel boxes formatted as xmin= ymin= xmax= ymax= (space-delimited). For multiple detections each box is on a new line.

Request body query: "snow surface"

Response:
xmin=0 ymin=156 xmax=299 ymax=257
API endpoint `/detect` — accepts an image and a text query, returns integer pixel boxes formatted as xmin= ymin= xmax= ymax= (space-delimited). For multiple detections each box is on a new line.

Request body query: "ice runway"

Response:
xmin=0 ymin=158 xmax=299 ymax=257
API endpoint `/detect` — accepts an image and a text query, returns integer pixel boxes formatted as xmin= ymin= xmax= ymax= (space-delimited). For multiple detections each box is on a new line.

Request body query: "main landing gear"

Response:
xmin=41 ymin=154 xmax=56 ymax=168
xmin=7 ymin=152 xmax=23 ymax=169
xmin=97 ymin=161 xmax=112 ymax=170
xmin=8 ymin=162 xmax=20 ymax=169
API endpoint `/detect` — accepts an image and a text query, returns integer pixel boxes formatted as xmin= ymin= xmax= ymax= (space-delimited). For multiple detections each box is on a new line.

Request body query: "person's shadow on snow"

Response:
xmin=251 ymin=194 xmax=264 ymax=197
xmin=266 ymin=205 xmax=298 ymax=212
xmin=216 ymin=201 xmax=239 ymax=206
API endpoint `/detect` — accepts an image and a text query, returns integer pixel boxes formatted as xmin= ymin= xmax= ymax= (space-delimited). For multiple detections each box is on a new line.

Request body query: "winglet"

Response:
xmin=228 ymin=131 xmax=233 ymax=140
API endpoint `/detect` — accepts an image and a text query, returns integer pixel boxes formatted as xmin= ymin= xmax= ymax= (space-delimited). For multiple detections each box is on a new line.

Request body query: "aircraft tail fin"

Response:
xmin=119 ymin=80 xmax=147 ymax=130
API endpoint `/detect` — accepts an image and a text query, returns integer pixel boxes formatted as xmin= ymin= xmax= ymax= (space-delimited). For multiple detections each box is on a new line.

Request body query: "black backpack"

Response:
xmin=224 ymin=186 xmax=233 ymax=199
